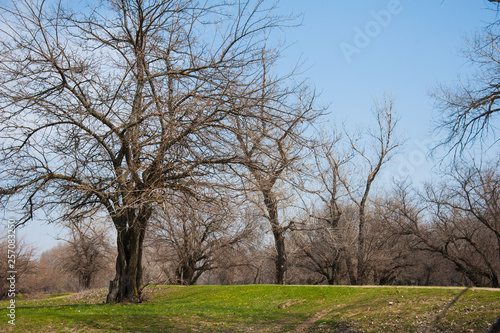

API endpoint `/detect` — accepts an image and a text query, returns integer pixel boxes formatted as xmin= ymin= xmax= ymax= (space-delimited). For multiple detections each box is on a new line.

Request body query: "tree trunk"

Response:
xmin=107 ymin=208 xmax=149 ymax=303
xmin=263 ymin=190 xmax=287 ymax=284
xmin=490 ymin=272 xmax=499 ymax=288
xmin=356 ymin=206 xmax=368 ymax=285
xmin=497 ymin=234 xmax=500 ymax=269
xmin=344 ymin=249 xmax=357 ymax=285
xmin=80 ymin=273 xmax=92 ymax=290
xmin=175 ymin=261 xmax=196 ymax=285
xmin=272 ymin=226 xmax=287 ymax=284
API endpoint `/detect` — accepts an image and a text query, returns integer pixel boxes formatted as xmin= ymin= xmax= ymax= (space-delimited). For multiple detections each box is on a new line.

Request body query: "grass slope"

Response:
xmin=0 ymin=285 xmax=499 ymax=332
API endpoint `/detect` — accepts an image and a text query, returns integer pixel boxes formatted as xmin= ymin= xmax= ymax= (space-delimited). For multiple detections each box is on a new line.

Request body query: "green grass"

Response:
xmin=0 ymin=285 xmax=499 ymax=332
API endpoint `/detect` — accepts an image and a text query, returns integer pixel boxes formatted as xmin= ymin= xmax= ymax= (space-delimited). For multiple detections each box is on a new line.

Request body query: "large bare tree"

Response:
xmin=227 ymin=57 xmax=320 ymax=284
xmin=0 ymin=0 xmax=294 ymax=302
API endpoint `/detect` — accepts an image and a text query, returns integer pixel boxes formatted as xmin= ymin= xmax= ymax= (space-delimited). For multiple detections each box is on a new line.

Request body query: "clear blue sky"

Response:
xmin=14 ymin=0 xmax=500 ymax=252
xmin=276 ymin=0 xmax=499 ymax=180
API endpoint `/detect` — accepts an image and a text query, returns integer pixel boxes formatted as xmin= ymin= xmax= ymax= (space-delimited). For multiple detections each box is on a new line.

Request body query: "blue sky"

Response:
xmin=276 ymin=0 xmax=499 ymax=179
xmin=14 ymin=0 xmax=500 ymax=252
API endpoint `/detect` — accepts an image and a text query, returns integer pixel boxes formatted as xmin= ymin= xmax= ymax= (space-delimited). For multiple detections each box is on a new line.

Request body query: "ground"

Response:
xmin=0 ymin=285 xmax=498 ymax=332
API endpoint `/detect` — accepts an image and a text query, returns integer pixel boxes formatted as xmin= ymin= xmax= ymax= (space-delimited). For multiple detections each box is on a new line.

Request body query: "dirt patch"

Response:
xmin=289 ymin=309 xmax=333 ymax=333
xmin=314 ymin=322 xmax=360 ymax=333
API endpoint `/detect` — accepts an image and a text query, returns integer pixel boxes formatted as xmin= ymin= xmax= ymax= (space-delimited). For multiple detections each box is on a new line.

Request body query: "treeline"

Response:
xmin=2 ymin=139 xmax=498 ymax=298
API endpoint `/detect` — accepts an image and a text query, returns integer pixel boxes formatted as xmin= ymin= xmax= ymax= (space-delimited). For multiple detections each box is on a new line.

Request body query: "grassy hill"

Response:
xmin=1 ymin=285 xmax=499 ymax=332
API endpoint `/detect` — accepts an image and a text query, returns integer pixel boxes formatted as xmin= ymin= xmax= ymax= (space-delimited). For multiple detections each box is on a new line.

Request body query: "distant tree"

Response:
xmin=304 ymin=98 xmax=402 ymax=285
xmin=291 ymin=203 xmax=358 ymax=285
xmin=60 ymin=219 xmax=113 ymax=289
xmin=29 ymin=244 xmax=79 ymax=294
xmin=0 ymin=237 xmax=37 ymax=298
xmin=0 ymin=0 xmax=298 ymax=302
xmin=294 ymin=126 xmax=356 ymax=285
xmin=147 ymin=191 xmax=253 ymax=285
xmin=386 ymin=159 xmax=500 ymax=288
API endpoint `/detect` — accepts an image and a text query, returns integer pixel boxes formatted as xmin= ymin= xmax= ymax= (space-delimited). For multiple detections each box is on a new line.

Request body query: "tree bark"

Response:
xmin=272 ymin=226 xmax=287 ymax=284
xmin=174 ymin=260 xmax=198 ymax=285
xmin=344 ymin=249 xmax=357 ymax=285
xmin=107 ymin=208 xmax=150 ymax=303
xmin=263 ymin=190 xmax=287 ymax=284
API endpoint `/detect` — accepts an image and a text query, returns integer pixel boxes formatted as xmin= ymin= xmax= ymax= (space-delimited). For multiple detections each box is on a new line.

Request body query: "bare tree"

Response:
xmin=146 ymin=191 xmax=253 ymax=285
xmin=348 ymin=100 xmax=401 ymax=284
xmin=59 ymin=218 xmax=113 ymax=289
xmin=290 ymin=203 xmax=358 ymax=285
xmin=227 ymin=60 xmax=320 ymax=284
xmin=385 ymin=159 xmax=500 ymax=288
xmin=0 ymin=236 xmax=37 ymax=298
xmin=305 ymin=98 xmax=402 ymax=285
xmin=28 ymin=244 xmax=80 ymax=294
xmin=0 ymin=0 xmax=296 ymax=302
xmin=293 ymin=127 xmax=356 ymax=285
xmin=426 ymin=159 xmax=500 ymax=287
xmin=432 ymin=5 xmax=500 ymax=152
